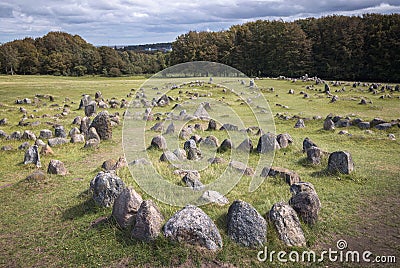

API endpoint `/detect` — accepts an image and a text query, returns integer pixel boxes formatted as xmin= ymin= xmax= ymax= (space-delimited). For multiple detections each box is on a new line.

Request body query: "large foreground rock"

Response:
xmin=328 ymin=151 xmax=354 ymax=174
xmin=132 ymin=200 xmax=164 ymax=241
xmin=164 ymin=205 xmax=222 ymax=250
xmin=90 ymin=111 xmax=112 ymax=140
xmin=227 ymin=200 xmax=266 ymax=247
xmin=112 ymin=187 xmax=143 ymax=228
xmin=268 ymin=202 xmax=306 ymax=247
xmin=90 ymin=171 xmax=125 ymax=207
xmin=289 ymin=182 xmax=321 ymax=225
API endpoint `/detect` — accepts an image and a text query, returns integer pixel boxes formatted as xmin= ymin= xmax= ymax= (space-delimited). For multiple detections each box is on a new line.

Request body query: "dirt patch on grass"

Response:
xmin=316 ymin=193 xmax=400 ymax=267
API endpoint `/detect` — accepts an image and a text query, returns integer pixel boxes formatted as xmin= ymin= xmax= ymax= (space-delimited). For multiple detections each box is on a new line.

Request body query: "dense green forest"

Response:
xmin=1 ymin=14 xmax=399 ymax=81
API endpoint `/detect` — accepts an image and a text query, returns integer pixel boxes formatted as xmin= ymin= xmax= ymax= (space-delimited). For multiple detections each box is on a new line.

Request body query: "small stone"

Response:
xmin=302 ymin=137 xmax=317 ymax=153
xmin=388 ymin=133 xmax=396 ymax=140
xmin=164 ymin=122 xmax=175 ymax=134
xmin=18 ymin=142 xmax=30 ymax=150
xmin=256 ymin=133 xmax=280 ymax=153
xmin=8 ymin=131 xmax=22 ymax=140
xmin=150 ymin=135 xmax=167 ymax=150
xmin=193 ymin=104 xmax=210 ymax=119
xmin=160 ymin=151 xmax=180 ymax=162
xmin=39 ymin=129 xmax=52 ymax=140
xmin=54 ymin=126 xmax=66 ymax=138
xmin=182 ymin=172 xmax=203 ymax=190
xmin=358 ymin=121 xmax=370 ymax=129
xmin=87 ymin=127 xmax=100 ymax=141
xmin=80 ymin=116 xmax=91 ymax=135
xmin=261 ymin=166 xmax=300 ymax=185
xmin=375 ymin=123 xmax=392 ymax=130
xmin=201 ymin=135 xmax=219 ymax=147
xmin=35 ymin=139 xmax=46 ymax=147
xmin=48 ymin=137 xmax=68 ymax=147
xmin=84 ymin=139 xmax=100 ymax=148
xmin=40 ymin=144 xmax=54 ymax=155
xmin=198 ymin=190 xmax=229 ymax=206
xmin=1 ymin=145 xmax=13 ymax=151
xmin=207 ymin=119 xmax=217 ymax=131
xmin=276 ymin=133 xmax=293 ymax=148
xmin=294 ymin=119 xmax=305 ymax=128
xmin=236 ymin=138 xmax=253 ymax=152
xmin=229 ymin=160 xmax=254 ymax=176
xmin=70 ymin=134 xmax=85 ymax=143
xmin=23 ymin=145 xmax=41 ymax=167
xmin=102 ymin=159 xmax=117 ymax=171
xmin=323 ymin=118 xmax=335 ymax=130
xmin=150 ymin=122 xmax=164 ymax=132
xmin=47 ymin=159 xmax=67 ymax=175
xmin=22 ymin=130 xmax=36 ymax=140
xmin=173 ymin=148 xmax=187 ymax=160
xmin=220 ymin=123 xmax=239 ymax=131
xmin=218 ymin=139 xmax=234 ymax=153
xmin=289 ymin=190 xmax=321 ymax=225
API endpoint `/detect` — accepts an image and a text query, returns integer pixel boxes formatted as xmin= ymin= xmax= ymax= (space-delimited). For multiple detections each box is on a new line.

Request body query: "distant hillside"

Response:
xmin=119 ymin=43 xmax=172 ymax=53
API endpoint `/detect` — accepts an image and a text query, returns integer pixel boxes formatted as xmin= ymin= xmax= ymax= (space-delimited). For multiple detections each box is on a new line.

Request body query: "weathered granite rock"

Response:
xmin=294 ymin=119 xmax=305 ymax=128
xmin=22 ymin=130 xmax=36 ymax=140
xmin=227 ymin=200 xmax=266 ymax=247
xmin=164 ymin=205 xmax=222 ymax=250
xmin=256 ymin=133 xmax=280 ymax=153
xmin=328 ymin=151 xmax=354 ymax=174
xmin=207 ymin=119 xmax=217 ymax=131
xmin=39 ymin=129 xmax=52 ymax=140
xmin=47 ymin=159 xmax=67 ymax=175
xmin=261 ymin=166 xmax=300 ymax=185
xmin=276 ymin=133 xmax=293 ymax=148
xmin=236 ymin=138 xmax=253 ymax=152
xmin=23 ymin=145 xmax=41 ymax=167
xmin=182 ymin=172 xmax=203 ymax=190
xmin=48 ymin=137 xmax=69 ymax=147
xmin=112 ymin=186 xmax=143 ymax=228
xmin=150 ymin=135 xmax=167 ymax=150
xmin=54 ymin=125 xmax=67 ymax=138
xmin=218 ymin=139 xmax=234 ymax=153
xmin=229 ymin=160 xmax=254 ymax=176
xmin=90 ymin=171 xmax=125 ymax=207
xmin=268 ymin=202 xmax=306 ymax=247
xmin=198 ymin=190 xmax=229 ymax=206
xmin=132 ymin=200 xmax=164 ymax=241
xmin=90 ymin=111 xmax=112 ymax=140
xmin=302 ymin=137 xmax=317 ymax=153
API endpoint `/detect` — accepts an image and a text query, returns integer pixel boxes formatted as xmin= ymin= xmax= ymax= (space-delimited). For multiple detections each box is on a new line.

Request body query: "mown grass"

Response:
xmin=0 ymin=75 xmax=399 ymax=267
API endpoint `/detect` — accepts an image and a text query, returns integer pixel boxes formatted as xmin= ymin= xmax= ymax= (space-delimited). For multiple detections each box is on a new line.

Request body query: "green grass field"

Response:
xmin=0 ymin=75 xmax=399 ymax=267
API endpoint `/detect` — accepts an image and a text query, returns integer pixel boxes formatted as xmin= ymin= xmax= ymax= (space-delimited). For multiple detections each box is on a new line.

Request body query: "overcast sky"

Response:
xmin=0 ymin=0 xmax=399 ymax=45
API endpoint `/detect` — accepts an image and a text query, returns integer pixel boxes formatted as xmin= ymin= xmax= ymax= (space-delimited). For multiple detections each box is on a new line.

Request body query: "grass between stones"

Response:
xmin=0 ymin=75 xmax=399 ymax=267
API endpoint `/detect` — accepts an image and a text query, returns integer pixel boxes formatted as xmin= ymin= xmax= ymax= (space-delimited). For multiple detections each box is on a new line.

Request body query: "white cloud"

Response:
xmin=0 ymin=0 xmax=399 ymax=45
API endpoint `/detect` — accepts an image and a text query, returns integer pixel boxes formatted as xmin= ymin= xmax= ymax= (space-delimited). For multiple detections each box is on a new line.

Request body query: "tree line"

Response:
xmin=0 ymin=14 xmax=399 ymax=81
xmin=170 ymin=14 xmax=400 ymax=82
xmin=0 ymin=32 xmax=168 ymax=76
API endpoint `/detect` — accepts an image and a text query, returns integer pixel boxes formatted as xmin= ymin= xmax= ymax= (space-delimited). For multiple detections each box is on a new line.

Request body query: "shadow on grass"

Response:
xmin=62 ymin=190 xmax=99 ymax=221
